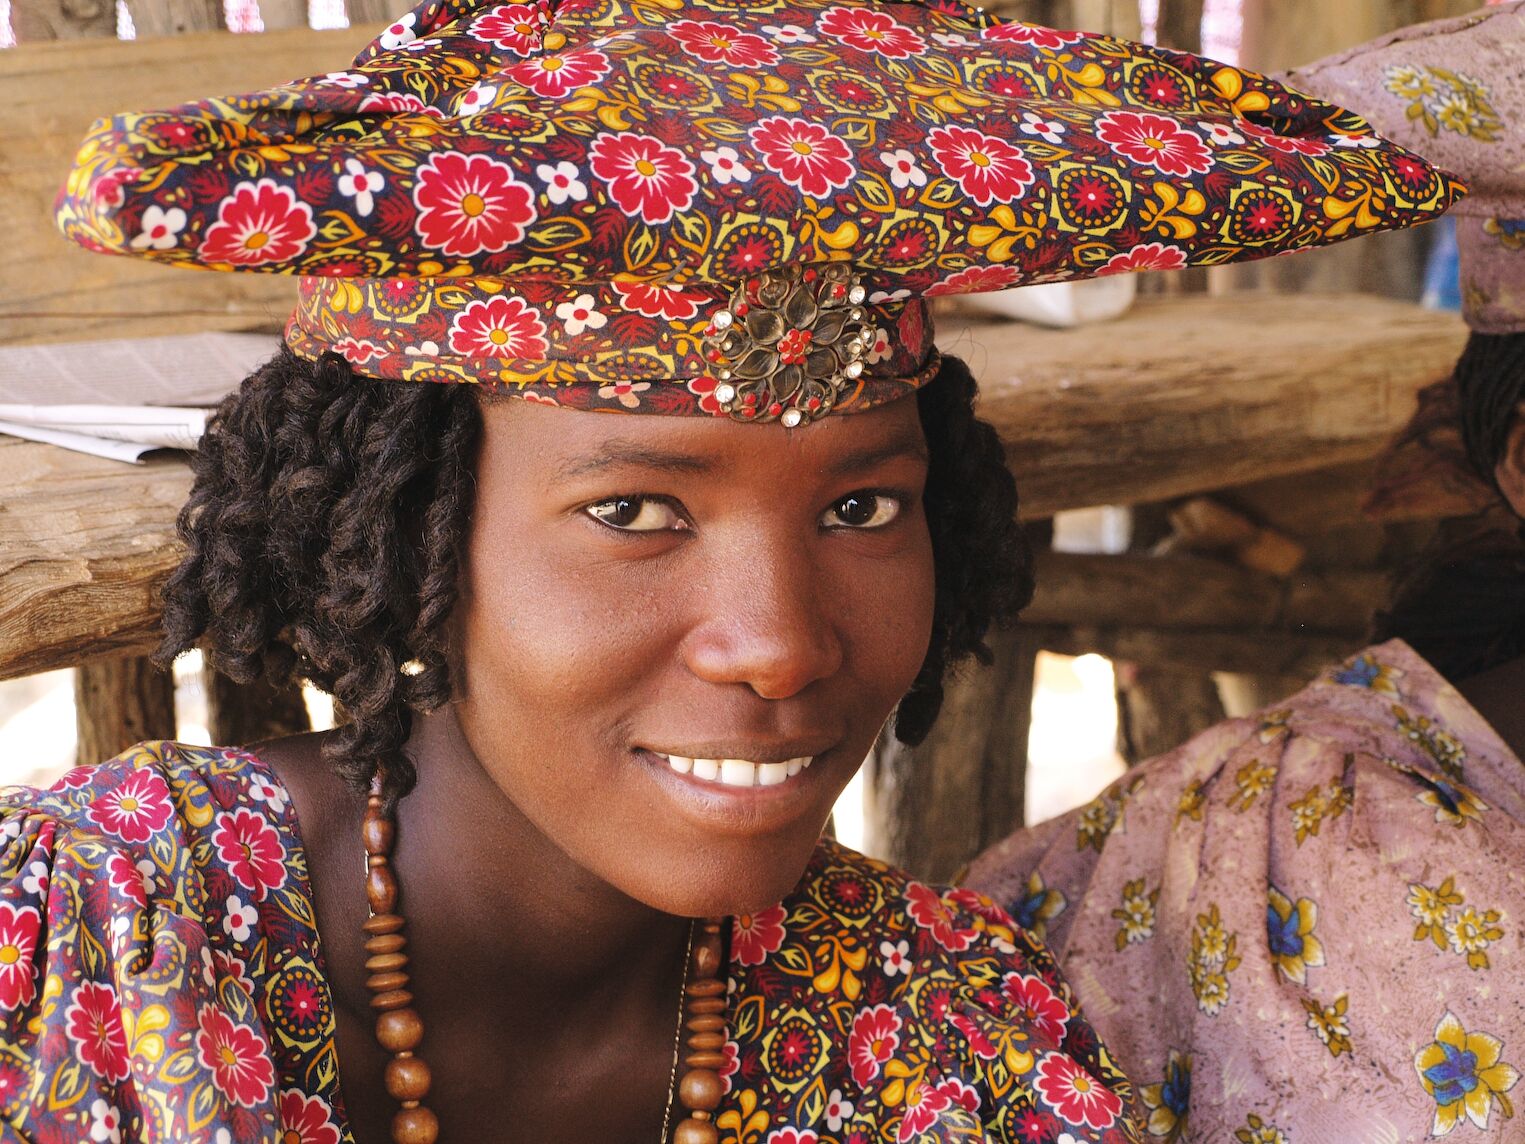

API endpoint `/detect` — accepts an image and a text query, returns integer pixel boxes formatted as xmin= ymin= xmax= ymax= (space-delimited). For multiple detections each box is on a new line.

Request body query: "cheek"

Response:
xmin=839 ymin=533 xmax=937 ymax=700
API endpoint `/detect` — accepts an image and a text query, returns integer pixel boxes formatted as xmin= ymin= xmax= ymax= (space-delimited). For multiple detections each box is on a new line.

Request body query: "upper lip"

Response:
xmin=640 ymin=742 xmax=834 ymax=765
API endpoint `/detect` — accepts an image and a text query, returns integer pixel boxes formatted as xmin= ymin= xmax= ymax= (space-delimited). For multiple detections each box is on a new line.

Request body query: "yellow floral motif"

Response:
xmin=1446 ymin=906 xmax=1506 ymax=972
xmin=1187 ymin=904 xmax=1240 ymax=1017
xmin=1234 ymin=1112 xmax=1289 ymax=1144
xmin=1266 ymin=886 xmax=1324 ymax=985
xmin=1139 ymin=1049 xmax=1190 ymax=1141
xmin=1112 ymin=878 xmax=1159 ymax=952
xmin=1383 ymin=64 xmax=1503 ymax=141
xmin=1006 ymin=870 xmax=1066 ymax=941
xmin=1256 ymin=709 xmax=1292 ymax=743
xmin=1408 ymin=878 xmax=1506 ymax=970
xmin=1076 ymin=795 xmax=1119 ymax=853
xmin=1288 ymin=780 xmax=1353 ymax=845
xmin=1302 ymin=994 xmax=1352 ymax=1057
xmin=1229 ymin=758 xmax=1276 ymax=812
xmin=1394 ymin=705 xmax=1466 ymax=781
xmin=1416 ymin=778 xmax=1489 ymax=827
xmin=1175 ymin=779 xmax=1205 ymax=825
xmin=1415 ymin=1011 xmax=1520 ymax=1136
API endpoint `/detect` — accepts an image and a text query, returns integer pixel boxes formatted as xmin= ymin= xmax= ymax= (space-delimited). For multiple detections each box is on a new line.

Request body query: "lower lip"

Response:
xmin=635 ymin=749 xmax=826 ymax=835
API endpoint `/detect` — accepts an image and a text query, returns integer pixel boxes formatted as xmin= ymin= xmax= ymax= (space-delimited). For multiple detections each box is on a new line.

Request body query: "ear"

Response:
xmin=1495 ymin=402 xmax=1525 ymax=519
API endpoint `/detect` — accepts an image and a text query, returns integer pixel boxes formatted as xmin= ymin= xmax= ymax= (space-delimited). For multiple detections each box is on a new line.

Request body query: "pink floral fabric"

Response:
xmin=0 ymin=743 xmax=1141 ymax=1142
xmin=967 ymin=641 xmax=1525 ymax=1142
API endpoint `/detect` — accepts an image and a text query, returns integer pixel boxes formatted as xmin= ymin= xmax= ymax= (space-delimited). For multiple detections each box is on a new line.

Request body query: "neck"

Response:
xmin=1457 ymin=652 xmax=1525 ymax=765
xmin=392 ymin=706 xmax=694 ymax=1012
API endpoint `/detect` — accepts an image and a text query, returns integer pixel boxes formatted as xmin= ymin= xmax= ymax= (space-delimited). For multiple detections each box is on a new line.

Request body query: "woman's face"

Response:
xmin=453 ymin=395 xmax=935 ymax=915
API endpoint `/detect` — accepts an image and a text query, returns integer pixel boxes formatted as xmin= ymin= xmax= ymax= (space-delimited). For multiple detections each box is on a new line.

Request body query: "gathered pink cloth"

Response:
xmin=967 ymin=640 xmax=1525 ymax=1142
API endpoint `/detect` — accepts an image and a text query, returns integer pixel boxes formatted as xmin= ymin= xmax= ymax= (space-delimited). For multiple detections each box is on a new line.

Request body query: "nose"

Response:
xmin=680 ymin=535 xmax=844 ymax=700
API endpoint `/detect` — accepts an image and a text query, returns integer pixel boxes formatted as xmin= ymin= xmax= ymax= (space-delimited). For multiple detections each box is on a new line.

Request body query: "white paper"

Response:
xmin=0 ymin=332 xmax=278 ymax=406
xmin=0 ymin=420 xmax=162 ymax=464
xmin=0 ymin=405 xmax=209 ymax=450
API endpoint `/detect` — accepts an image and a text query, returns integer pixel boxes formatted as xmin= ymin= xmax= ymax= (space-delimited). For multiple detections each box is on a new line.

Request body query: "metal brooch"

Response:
xmin=702 ymin=263 xmax=871 ymax=427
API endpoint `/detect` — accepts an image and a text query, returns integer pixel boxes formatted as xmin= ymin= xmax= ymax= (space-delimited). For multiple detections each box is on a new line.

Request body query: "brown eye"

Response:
xmin=586 ymin=496 xmax=686 ymax=532
xmin=825 ymin=493 xmax=900 ymax=529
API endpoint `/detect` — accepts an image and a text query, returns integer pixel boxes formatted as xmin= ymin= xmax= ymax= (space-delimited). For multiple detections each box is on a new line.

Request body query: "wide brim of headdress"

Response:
xmin=56 ymin=0 xmax=1466 ymax=420
xmin=1284 ymin=0 xmax=1522 ymax=336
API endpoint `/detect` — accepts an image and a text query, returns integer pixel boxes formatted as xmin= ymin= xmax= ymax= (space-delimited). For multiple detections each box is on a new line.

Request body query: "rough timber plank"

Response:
xmin=0 ymin=294 xmax=1461 ymax=679
xmin=953 ymin=294 xmax=1467 ymax=517
xmin=0 ymin=23 xmax=377 ymax=346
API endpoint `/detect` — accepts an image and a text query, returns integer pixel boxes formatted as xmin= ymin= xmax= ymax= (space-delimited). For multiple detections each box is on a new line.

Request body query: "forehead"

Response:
xmin=475 ymin=393 xmax=928 ymax=486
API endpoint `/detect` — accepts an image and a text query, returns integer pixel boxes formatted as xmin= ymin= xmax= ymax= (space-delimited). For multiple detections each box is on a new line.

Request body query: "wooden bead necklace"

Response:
xmin=362 ymin=780 xmax=730 ymax=1144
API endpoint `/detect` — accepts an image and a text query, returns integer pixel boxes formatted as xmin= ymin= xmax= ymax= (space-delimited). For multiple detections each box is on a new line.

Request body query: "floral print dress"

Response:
xmin=0 ymin=743 xmax=1140 ymax=1142
xmin=968 ymin=641 xmax=1525 ymax=1142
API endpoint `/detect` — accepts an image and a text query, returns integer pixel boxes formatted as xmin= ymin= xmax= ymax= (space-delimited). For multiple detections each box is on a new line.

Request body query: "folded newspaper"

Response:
xmin=0 ymin=332 xmax=279 ymax=463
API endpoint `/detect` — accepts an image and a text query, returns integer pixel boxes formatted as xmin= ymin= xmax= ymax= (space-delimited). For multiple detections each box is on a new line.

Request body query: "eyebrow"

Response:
xmin=821 ymin=428 xmax=930 ymax=478
xmin=553 ymin=440 xmax=716 ymax=481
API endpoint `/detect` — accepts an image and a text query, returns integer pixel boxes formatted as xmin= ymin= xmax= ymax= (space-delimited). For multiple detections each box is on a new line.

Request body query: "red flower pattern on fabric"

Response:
xmin=900 ymin=1078 xmax=981 ymax=1140
xmin=1001 ymin=972 xmax=1071 ymax=1045
xmin=467 ymin=2 xmax=546 ymax=55
xmin=447 ymin=296 xmax=550 ymax=358
xmin=982 ymin=22 xmax=1081 ymax=50
xmin=197 ymin=179 xmax=315 ymax=268
xmin=732 ymin=905 xmax=789 ymax=966
xmin=925 ymin=264 xmax=1022 ymax=296
xmin=279 ymin=1090 xmax=343 ymax=1144
xmin=950 ymin=1011 xmax=999 ymax=1059
xmin=927 ymin=124 xmax=1034 ymax=207
xmin=86 ymin=768 xmax=174 ymax=844
xmin=588 ymin=133 xmax=699 ymax=224
xmin=505 ymin=47 xmax=611 ymax=98
xmin=611 ymin=279 xmax=705 ymax=321
xmin=1240 ymin=117 xmax=1332 ymax=157
xmin=196 ymin=1006 xmax=276 ymax=1108
xmin=1098 ymin=241 xmax=1189 ymax=276
xmin=847 ymin=1004 xmax=902 ymax=1087
xmin=212 ymin=808 xmax=289 ymax=900
xmin=105 ymin=851 xmax=148 ymax=909
xmin=0 ymin=903 xmax=39 ymax=1011
xmin=905 ymin=882 xmax=979 ymax=951
xmin=412 ymin=152 xmax=536 ymax=258
xmin=817 ymin=6 xmax=926 ymax=58
xmin=1033 ymin=1051 xmax=1124 ymax=1131
xmin=748 ymin=117 xmax=857 ymax=198
xmin=1095 ymin=110 xmax=1213 ymax=177
xmin=669 ymin=19 xmax=781 ymax=68
xmin=766 ymin=1130 xmax=819 ymax=1144
xmin=65 ymin=982 xmax=130 ymax=1083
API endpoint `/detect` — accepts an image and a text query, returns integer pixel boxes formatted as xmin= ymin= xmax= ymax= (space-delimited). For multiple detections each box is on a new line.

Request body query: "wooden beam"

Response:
xmin=122 ymin=0 xmax=224 ymax=37
xmin=10 ymin=0 xmax=115 ymax=41
xmin=954 ymin=294 xmax=1467 ymax=517
xmin=0 ymin=23 xmax=378 ymax=346
xmin=207 ymin=670 xmax=312 ymax=745
xmin=75 ymin=655 xmax=176 ymax=765
xmin=1039 ymin=625 xmax=1363 ymax=678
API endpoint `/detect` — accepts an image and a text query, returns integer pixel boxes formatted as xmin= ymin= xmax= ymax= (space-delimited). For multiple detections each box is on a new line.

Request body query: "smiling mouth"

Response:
xmin=651 ymin=752 xmax=814 ymax=788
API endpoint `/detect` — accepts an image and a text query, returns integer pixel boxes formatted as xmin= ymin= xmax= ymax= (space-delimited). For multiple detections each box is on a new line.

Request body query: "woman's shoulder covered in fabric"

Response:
xmin=729 ymin=838 xmax=1141 ymax=1141
xmin=0 ymin=741 xmax=345 ymax=1141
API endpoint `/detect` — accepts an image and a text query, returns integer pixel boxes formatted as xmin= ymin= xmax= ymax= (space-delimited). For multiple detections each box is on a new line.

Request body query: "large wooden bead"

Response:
xmin=375 ymin=1008 xmax=425 ymax=1053
xmin=672 ymin=1116 xmax=720 ymax=1144
xmin=391 ymin=1105 xmax=439 ymax=1144
xmin=678 ymin=1068 xmax=724 ymax=1112
xmin=385 ymin=1055 xmax=433 ymax=1102
xmin=691 ymin=930 xmax=725 ymax=980
xmin=362 ymin=808 xmax=395 ymax=856
xmin=367 ymin=865 xmax=399 ymax=915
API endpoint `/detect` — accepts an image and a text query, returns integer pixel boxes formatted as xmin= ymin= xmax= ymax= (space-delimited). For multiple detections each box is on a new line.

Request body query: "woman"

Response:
xmin=7 ymin=0 xmax=1458 ymax=1139
xmin=968 ymin=6 xmax=1524 ymax=1140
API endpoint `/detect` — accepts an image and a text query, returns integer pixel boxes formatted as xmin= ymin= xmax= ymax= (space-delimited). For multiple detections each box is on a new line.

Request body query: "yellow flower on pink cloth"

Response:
xmin=1415 ymin=1010 xmax=1520 ymax=1136
xmin=1266 ymin=886 xmax=1325 ymax=985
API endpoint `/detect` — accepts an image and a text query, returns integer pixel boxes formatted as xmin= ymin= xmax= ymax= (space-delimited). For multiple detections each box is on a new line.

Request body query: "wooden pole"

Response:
xmin=866 ymin=627 xmax=1047 ymax=883
xmin=206 ymin=670 xmax=311 ymax=746
xmin=75 ymin=656 xmax=176 ymax=766
xmin=10 ymin=0 xmax=115 ymax=40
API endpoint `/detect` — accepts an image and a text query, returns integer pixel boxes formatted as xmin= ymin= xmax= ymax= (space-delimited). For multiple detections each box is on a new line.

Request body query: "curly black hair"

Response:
xmin=157 ymin=346 xmax=1032 ymax=807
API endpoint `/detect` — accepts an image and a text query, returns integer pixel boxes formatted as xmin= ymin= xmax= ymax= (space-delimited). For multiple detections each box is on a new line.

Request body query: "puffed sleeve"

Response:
xmin=879 ymin=880 xmax=1141 ymax=1143
xmin=0 ymin=741 xmax=344 ymax=1143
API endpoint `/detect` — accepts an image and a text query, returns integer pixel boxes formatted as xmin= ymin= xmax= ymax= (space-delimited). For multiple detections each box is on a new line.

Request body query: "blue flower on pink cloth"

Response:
xmin=1332 ymin=653 xmax=1401 ymax=696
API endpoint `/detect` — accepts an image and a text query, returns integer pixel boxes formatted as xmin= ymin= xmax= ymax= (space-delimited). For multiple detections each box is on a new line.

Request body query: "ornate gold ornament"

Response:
xmin=702 ymin=263 xmax=871 ymax=426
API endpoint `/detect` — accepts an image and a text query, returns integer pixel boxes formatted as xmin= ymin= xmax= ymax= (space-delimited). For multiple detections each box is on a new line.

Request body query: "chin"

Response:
xmin=631 ymin=831 xmax=828 ymax=918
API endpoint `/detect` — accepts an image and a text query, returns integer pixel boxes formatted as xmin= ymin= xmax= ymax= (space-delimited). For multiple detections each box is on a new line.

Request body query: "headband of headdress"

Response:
xmin=58 ymin=0 xmax=1465 ymax=424
xmin=1287 ymin=0 xmax=1523 ymax=511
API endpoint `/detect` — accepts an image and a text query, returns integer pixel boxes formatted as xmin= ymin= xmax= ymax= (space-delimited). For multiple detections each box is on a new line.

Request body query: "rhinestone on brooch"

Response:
xmin=701 ymin=264 xmax=873 ymax=425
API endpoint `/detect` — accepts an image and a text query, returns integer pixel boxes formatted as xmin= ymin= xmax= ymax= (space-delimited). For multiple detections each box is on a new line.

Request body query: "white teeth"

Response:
xmin=659 ymin=752 xmax=816 ymax=786
xmin=719 ymin=759 xmax=756 ymax=787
